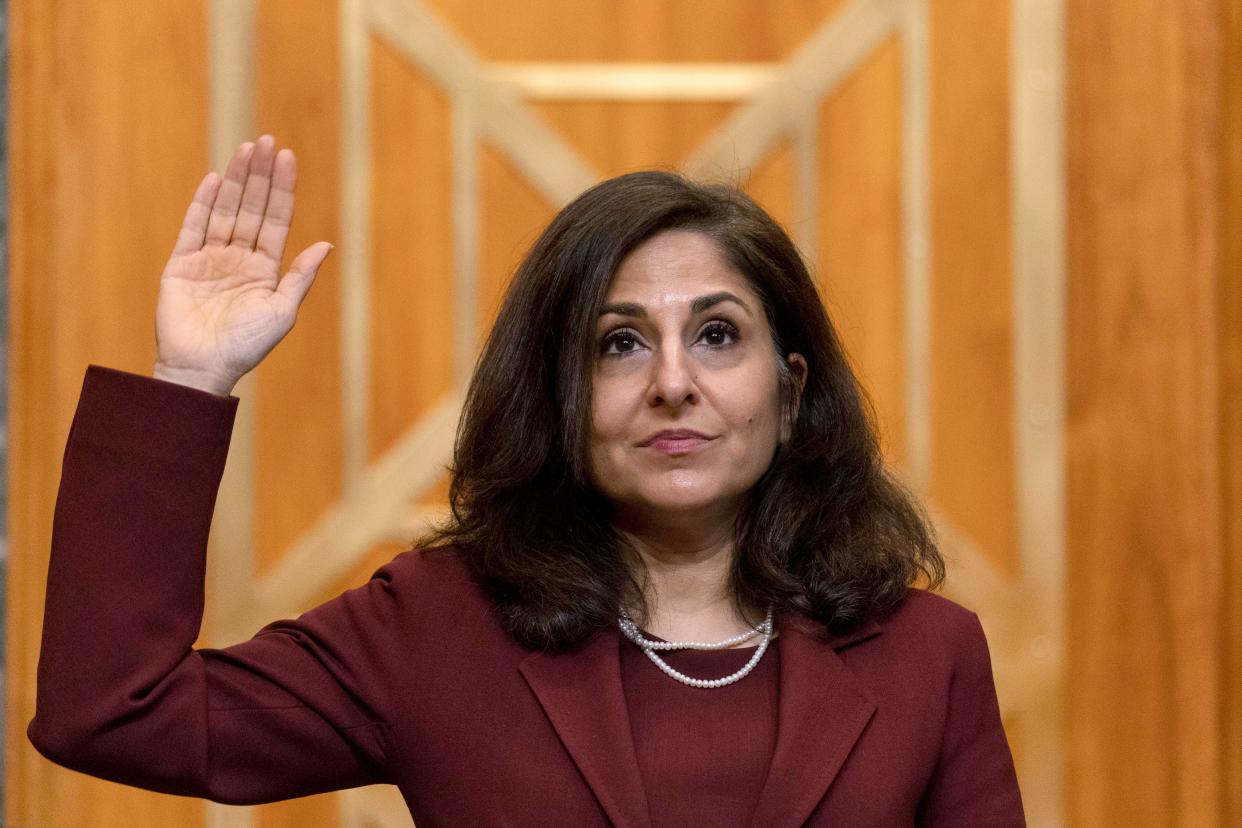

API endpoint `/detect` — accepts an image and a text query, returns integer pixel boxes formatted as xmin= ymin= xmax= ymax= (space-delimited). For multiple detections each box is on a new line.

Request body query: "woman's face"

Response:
xmin=588 ymin=229 xmax=806 ymax=528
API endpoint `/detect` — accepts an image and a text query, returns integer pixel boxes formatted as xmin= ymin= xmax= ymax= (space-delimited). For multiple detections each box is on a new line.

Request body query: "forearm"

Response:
xmin=29 ymin=366 xmax=392 ymax=802
xmin=29 ymin=365 xmax=236 ymax=792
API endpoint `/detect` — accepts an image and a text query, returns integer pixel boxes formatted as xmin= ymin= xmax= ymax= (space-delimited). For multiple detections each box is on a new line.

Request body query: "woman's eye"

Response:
xmin=600 ymin=329 xmax=641 ymax=356
xmin=699 ymin=321 xmax=740 ymax=347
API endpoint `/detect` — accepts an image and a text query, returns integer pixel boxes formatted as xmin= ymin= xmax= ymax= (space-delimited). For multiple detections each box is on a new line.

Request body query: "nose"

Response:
xmin=647 ymin=342 xmax=697 ymax=408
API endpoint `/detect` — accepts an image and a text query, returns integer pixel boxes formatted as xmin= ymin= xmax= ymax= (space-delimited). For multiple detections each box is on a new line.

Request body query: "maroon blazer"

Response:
xmin=29 ymin=366 xmax=1025 ymax=826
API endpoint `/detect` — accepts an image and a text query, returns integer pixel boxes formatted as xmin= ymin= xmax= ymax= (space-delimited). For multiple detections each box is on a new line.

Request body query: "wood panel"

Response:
xmin=1066 ymin=0 xmax=1226 ymax=824
xmin=369 ymin=37 xmax=456 ymax=461
xmin=816 ymin=36 xmax=905 ymax=466
xmin=6 ymin=2 xmax=211 ymax=826
xmin=252 ymin=0 xmax=344 ymax=577
xmin=1220 ymin=2 xmax=1242 ymax=824
xmin=535 ymin=101 xmax=734 ymax=179
xmin=929 ymin=0 xmax=1018 ymax=575
xmin=425 ymin=0 xmax=847 ymax=61
xmin=744 ymin=138 xmax=797 ymax=234
xmin=478 ymin=146 xmax=556 ymax=335
xmin=14 ymin=2 xmax=1242 ymax=827
xmin=249 ymin=4 xmax=347 ymax=823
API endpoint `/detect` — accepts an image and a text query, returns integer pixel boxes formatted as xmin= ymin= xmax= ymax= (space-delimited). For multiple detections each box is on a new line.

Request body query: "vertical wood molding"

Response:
xmin=1010 ymin=0 xmax=1067 ymax=823
xmin=204 ymin=8 xmax=259 ymax=828
xmin=341 ymin=0 xmax=372 ymax=497
xmin=1067 ymin=0 xmax=1227 ymax=824
xmin=203 ymin=0 xmax=258 ymax=646
xmin=900 ymin=0 xmax=932 ymax=495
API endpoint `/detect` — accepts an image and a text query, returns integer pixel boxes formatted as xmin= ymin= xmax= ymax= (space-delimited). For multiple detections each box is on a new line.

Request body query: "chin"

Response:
xmin=635 ymin=485 xmax=742 ymax=518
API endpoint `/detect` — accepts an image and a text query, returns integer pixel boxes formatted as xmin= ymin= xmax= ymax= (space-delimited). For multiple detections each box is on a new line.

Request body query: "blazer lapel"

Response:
xmin=747 ymin=611 xmax=882 ymax=828
xmin=519 ymin=628 xmax=652 ymax=828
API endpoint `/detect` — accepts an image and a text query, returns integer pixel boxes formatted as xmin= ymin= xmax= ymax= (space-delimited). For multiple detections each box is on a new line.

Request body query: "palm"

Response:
xmin=155 ymin=137 xmax=331 ymax=393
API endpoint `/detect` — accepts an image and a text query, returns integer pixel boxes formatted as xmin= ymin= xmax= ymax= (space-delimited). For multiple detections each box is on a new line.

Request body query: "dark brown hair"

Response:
xmin=421 ymin=170 xmax=943 ymax=651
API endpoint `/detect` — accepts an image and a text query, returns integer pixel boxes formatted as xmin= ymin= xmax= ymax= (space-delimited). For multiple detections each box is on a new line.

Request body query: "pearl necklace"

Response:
xmin=617 ymin=605 xmax=775 ymax=689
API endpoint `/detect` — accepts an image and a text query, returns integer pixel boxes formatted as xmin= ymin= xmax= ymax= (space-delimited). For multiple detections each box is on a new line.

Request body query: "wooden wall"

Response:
xmin=1065 ymin=0 xmax=1242 ymax=824
xmin=6 ymin=1 xmax=1239 ymax=826
xmin=7 ymin=2 xmax=211 ymax=825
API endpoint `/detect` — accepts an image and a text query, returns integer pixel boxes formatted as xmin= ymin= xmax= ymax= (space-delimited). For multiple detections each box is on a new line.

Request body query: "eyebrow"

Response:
xmin=598 ymin=291 xmax=753 ymax=318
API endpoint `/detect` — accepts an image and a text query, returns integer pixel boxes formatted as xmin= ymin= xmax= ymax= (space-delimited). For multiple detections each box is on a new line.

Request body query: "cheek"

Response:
xmin=589 ymin=380 xmax=621 ymax=442
xmin=729 ymin=372 xmax=783 ymax=433
xmin=587 ymin=377 xmax=638 ymax=476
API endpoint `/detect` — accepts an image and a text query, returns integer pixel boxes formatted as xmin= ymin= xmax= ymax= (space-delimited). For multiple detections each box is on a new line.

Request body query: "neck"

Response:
xmin=613 ymin=513 xmax=766 ymax=645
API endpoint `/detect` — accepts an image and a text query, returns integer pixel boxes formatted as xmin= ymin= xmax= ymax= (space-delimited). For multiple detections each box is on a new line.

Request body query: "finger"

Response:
xmin=171 ymin=172 xmax=223 ymax=256
xmin=276 ymin=241 xmax=333 ymax=309
xmin=256 ymin=148 xmax=297 ymax=262
xmin=204 ymin=141 xmax=255 ymax=247
xmin=230 ymin=135 xmax=277 ymax=249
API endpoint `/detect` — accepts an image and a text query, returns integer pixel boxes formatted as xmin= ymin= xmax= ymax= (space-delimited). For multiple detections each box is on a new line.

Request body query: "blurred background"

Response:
xmin=5 ymin=1 xmax=1239 ymax=826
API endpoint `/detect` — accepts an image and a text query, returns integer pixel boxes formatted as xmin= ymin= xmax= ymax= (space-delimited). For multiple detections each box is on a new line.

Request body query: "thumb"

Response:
xmin=277 ymin=241 xmax=333 ymax=308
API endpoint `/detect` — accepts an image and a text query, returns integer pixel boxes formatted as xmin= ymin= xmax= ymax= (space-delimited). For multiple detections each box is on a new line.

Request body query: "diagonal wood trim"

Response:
xmin=367 ymin=0 xmax=599 ymax=205
xmin=337 ymin=784 xmax=413 ymax=828
xmin=684 ymin=0 xmax=903 ymax=179
xmin=932 ymin=509 xmax=1054 ymax=725
xmin=936 ymin=518 xmax=1020 ymax=611
xmin=243 ymin=389 xmax=464 ymax=629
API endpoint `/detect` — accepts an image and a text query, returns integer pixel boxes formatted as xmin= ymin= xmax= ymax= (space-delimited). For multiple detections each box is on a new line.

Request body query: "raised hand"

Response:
xmin=153 ymin=135 xmax=332 ymax=395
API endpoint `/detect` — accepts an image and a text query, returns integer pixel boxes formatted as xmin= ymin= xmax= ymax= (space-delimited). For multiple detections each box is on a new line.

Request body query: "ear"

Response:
xmin=780 ymin=353 xmax=808 ymax=442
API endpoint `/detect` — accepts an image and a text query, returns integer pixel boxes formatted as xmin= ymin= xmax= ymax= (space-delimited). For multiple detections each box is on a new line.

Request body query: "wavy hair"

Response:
xmin=421 ymin=170 xmax=943 ymax=651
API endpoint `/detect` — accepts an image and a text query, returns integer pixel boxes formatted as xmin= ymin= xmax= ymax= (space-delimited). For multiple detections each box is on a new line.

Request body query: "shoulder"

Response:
xmin=350 ymin=544 xmax=494 ymax=625
xmin=379 ymin=543 xmax=474 ymax=580
xmin=822 ymin=589 xmax=998 ymax=716
xmin=371 ymin=544 xmax=484 ymax=600
xmin=885 ymin=588 xmax=979 ymax=629
xmin=877 ymin=588 xmax=994 ymax=673
xmin=827 ymin=588 xmax=990 ymax=669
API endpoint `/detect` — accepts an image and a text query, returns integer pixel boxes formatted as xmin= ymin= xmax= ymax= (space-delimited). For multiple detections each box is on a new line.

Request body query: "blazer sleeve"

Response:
xmin=28 ymin=366 xmax=396 ymax=805
xmin=915 ymin=610 xmax=1026 ymax=827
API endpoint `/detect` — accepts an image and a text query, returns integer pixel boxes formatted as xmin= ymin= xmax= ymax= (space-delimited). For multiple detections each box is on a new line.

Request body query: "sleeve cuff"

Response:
xmin=70 ymin=365 xmax=240 ymax=471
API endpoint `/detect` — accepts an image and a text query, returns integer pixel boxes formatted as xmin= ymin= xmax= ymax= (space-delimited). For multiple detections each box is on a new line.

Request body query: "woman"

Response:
xmin=29 ymin=136 xmax=1025 ymax=826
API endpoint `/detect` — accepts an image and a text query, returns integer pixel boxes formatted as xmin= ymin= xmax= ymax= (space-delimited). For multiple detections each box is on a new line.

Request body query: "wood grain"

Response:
xmin=816 ymin=36 xmax=905 ymax=466
xmin=534 ymin=100 xmax=734 ymax=179
xmin=369 ymin=36 xmax=456 ymax=462
xmin=929 ymin=0 xmax=1018 ymax=576
xmin=7 ymin=2 xmax=210 ymax=825
xmin=14 ymin=2 xmax=1240 ymax=826
xmin=1220 ymin=1 xmax=1242 ymax=823
xmin=478 ymin=145 xmax=557 ymax=336
xmin=424 ymin=0 xmax=847 ymax=62
xmin=1066 ymin=0 xmax=1225 ymax=823
xmin=252 ymin=0 xmax=344 ymax=578
xmin=250 ymin=4 xmax=347 ymax=823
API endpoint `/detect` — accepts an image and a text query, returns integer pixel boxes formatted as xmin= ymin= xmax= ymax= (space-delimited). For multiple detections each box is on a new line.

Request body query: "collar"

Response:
xmin=518 ymin=608 xmax=883 ymax=828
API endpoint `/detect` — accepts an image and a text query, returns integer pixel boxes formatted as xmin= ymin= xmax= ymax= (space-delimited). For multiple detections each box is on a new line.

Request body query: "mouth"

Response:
xmin=638 ymin=430 xmax=714 ymax=455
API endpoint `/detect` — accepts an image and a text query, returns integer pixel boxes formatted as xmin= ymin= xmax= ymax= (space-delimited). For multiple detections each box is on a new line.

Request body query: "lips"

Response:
xmin=638 ymin=429 xmax=714 ymax=454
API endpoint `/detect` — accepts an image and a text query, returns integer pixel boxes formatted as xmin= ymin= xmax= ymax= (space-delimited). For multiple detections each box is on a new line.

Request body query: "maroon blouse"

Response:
xmin=621 ymin=634 xmax=780 ymax=826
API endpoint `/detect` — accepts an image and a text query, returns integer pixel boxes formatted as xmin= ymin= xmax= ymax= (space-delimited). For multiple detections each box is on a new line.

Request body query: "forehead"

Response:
xmin=605 ymin=229 xmax=760 ymax=306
